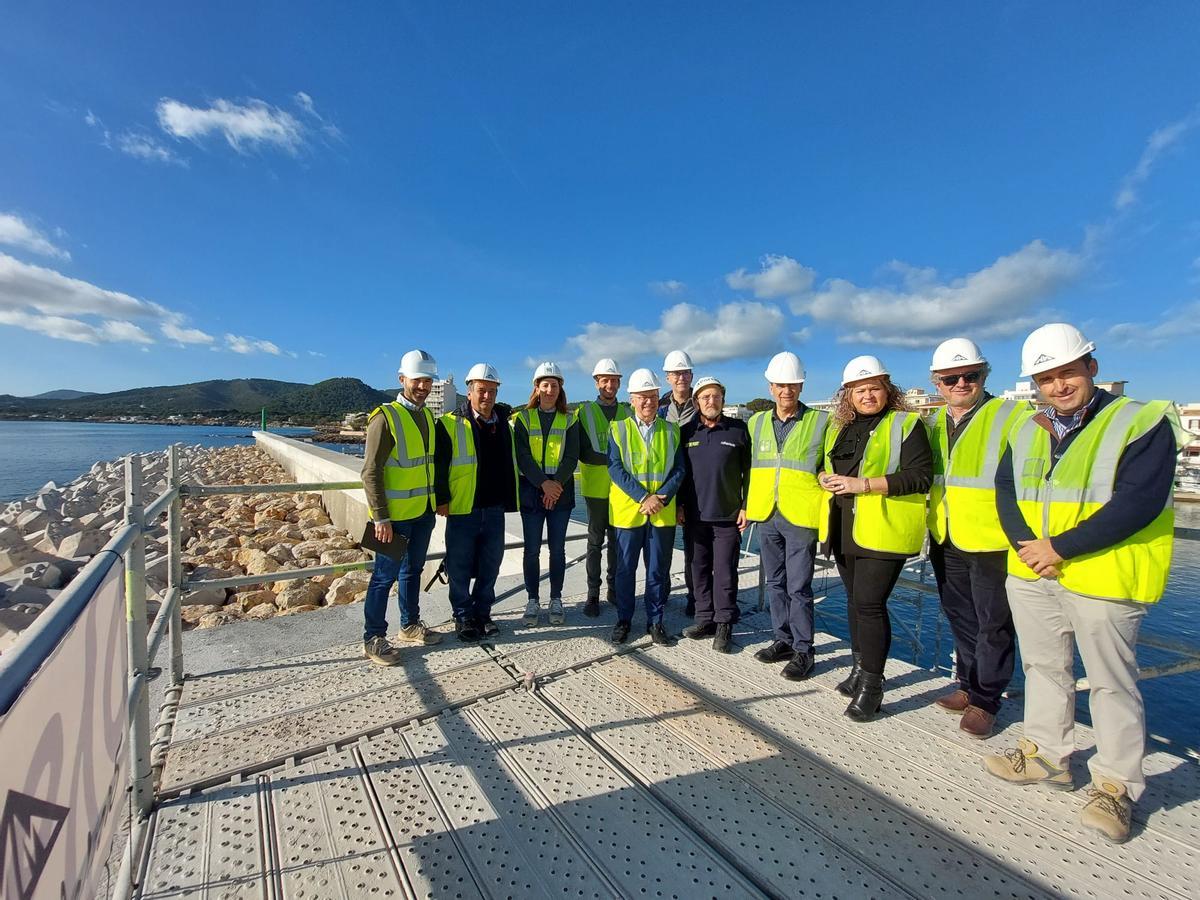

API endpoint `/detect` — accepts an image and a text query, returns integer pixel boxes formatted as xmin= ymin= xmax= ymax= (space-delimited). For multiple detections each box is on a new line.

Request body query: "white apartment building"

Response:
xmin=426 ymin=374 xmax=459 ymax=416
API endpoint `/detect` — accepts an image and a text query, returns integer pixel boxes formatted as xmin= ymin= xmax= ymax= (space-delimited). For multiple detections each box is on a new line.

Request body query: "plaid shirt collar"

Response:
xmin=1044 ymin=389 xmax=1101 ymax=439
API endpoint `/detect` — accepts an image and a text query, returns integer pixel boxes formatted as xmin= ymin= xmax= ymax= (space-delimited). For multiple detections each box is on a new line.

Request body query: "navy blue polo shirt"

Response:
xmin=680 ymin=415 xmax=751 ymax=523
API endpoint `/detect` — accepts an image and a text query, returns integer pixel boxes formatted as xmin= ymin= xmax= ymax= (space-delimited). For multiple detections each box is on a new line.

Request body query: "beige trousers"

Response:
xmin=1006 ymin=575 xmax=1147 ymax=801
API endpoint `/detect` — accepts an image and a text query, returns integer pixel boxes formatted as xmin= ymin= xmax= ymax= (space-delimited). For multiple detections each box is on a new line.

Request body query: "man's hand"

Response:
xmin=676 ymin=506 xmax=685 ymax=525
xmin=640 ymin=494 xmax=665 ymax=516
xmin=736 ymin=509 xmax=748 ymax=533
xmin=542 ymin=480 xmax=563 ymax=502
xmin=435 ymin=503 xmax=449 ymax=517
xmin=1018 ymin=539 xmax=1063 ymax=579
xmin=543 ymin=492 xmax=558 ymax=510
xmin=374 ymin=521 xmax=393 ymax=543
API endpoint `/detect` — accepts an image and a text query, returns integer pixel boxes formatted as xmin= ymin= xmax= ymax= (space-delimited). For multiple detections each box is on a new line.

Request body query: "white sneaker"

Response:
xmin=522 ymin=598 xmax=540 ymax=626
xmin=548 ymin=597 xmax=564 ymax=624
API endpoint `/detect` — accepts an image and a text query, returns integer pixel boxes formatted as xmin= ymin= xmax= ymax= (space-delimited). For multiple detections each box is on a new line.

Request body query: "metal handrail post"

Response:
xmin=167 ymin=445 xmax=184 ymax=687
xmin=123 ymin=455 xmax=153 ymax=821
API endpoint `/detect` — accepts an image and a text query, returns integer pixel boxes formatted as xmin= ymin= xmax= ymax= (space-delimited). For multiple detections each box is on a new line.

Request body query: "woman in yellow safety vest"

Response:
xmin=818 ymin=355 xmax=932 ymax=723
xmin=513 ymin=362 xmax=580 ymax=627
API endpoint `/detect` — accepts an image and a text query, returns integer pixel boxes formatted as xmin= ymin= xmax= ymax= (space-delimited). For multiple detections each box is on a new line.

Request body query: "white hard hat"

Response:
xmin=532 ymin=360 xmax=564 ymax=384
xmin=930 ymin=338 xmax=987 ymax=372
xmin=1021 ymin=323 xmax=1096 ymax=377
xmin=592 ymin=358 xmax=622 ymax=377
xmin=841 ymin=355 xmax=889 ymax=386
xmin=763 ymin=351 xmax=806 ymax=384
xmin=662 ymin=349 xmax=694 ymax=372
xmin=398 ymin=349 xmax=438 ymax=380
xmin=692 ymin=376 xmax=725 ymax=397
xmin=465 ymin=362 xmax=501 ymax=385
xmin=626 ymin=367 xmax=662 ymax=393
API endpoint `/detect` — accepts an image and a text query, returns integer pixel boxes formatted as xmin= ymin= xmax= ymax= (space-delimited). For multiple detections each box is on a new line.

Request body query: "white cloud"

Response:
xmin=791 ymin=240 xmax=1082 ymax=348
xmin=1105 ymin=301 xmax=1200 ymax=349
xmin=556 ymin=300 xmax=785 ymax=371
xmin=225 ymin=333 xmax=283 ymax=355
xmin=162 ymin=318 xmax=214 ymax=345
xmin=115 ymin=131 xmax=185 ymax=166
xmin=0 ymin=309 xmax=150 ymax=345
xmin=1114 ymin=106 xmax=1200 ymax=210
xmin=0 ymin=213 xmax=70 ymax=261
xmin=99 ymin=320 xmax=155 ymax=343
xmin=649 ymin=279 xmax=686 ymax=296
xmin=0 ymin=252 xmax=166 ymax=319
xmin=726 ymin=254 xmax=816 ymax=299
xmin=157 ymin=97 xmax=305 ymax=154
xmin=306 ymin=350 xmax=326 ymax=358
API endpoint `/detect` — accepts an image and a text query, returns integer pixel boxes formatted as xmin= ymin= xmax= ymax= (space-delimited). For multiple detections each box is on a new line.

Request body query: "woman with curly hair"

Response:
xmin=819 ymin=355 xmax=932 ymax=722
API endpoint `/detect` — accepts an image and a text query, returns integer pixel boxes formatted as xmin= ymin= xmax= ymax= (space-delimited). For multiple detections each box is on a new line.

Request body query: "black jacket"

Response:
xmin=994 ymin=389 xmax=1177 ymax=558
xmin=434 ymin=401 xmax=519 ymax=513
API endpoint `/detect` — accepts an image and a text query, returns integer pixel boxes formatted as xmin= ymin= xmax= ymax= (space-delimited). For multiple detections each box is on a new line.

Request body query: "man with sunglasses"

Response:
xmin=926 ymin=339 xmax=1031 ymax=738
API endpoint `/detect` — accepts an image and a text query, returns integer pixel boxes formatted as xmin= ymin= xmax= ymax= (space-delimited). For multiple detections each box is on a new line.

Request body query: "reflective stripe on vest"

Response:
xmin=745 ymin=408 xmax=829 ymax=528
xmin=819 ymin=410 xmax=926 ymax=555
xmin=577 ymin=400 xmax=632 ymax=499
xmin=1007 ymin=397 xmax=1179 ymax=603
xmin=608 ymin=418 xmax=679 ymax=528
xmin=373 ymin=403 xmax=436 ymax=521
xmin=518 ymin=409 xmax=568 ymax=475
xmin=442 ymin=412 xmax=518 ymax=514
xmin=927 ymin=398 xmax=1031 ymax=552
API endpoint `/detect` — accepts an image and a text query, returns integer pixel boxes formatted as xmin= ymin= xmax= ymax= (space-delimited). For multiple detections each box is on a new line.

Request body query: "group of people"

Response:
xmin=357 ymin=322 xmax=1182 ymax=845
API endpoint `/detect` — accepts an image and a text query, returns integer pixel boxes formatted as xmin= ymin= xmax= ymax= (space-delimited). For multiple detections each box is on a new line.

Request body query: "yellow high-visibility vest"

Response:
xmin=516 ymin=408 xmax=569 ymax=475
xmin=368 ymin=402 xmax=435 ymax=522
xmin=609 ymin=417 xmax=679 ymax=528
xmin=819 ymin=410 xmax=926 ymax=555
xmin=576 ymin=400 xmax=632 ymax=499
xmin=441 ymin=411 xmax=518 ymax=514
xmin=928 ymin=398 xmax=1031 ymax=552
xmin=745 ymin=408 xmax=829 ymax=528
xmin=1007 ymin=397 xmax=1181 ymax=603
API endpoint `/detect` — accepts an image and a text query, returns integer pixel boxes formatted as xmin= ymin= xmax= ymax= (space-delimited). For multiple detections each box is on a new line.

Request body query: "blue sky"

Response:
xmin=2 ymin=2 xmax=1199 ymax=405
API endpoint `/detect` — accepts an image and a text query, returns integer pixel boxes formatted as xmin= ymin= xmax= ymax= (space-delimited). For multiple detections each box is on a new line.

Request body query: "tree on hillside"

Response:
xmin=746 ymin=397 xmax=773 ymax=412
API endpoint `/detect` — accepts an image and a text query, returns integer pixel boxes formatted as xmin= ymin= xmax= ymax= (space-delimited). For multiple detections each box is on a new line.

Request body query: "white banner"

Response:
xmin=0 ymin=562 xmax=129 ymax=900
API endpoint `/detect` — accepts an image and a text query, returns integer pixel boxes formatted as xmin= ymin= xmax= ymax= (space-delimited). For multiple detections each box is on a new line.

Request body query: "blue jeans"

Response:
xmin=363 ymin=511 xmax=436 ymax=641
xmin=758 ymin=513 xmax=817 ymax=653
xmin=520 ymin=501 xmax=572 ymax=600
xmin=614 ymin=524 xmax=675 ymax=626
xmin=445 ymin=506 xmax=507 ymax=622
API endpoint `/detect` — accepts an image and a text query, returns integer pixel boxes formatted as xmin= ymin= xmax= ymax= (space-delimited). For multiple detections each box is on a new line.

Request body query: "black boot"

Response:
xmin=835 ymin=652 xmax=863 ymax=697
xmin=844 ymin=671 xmax=885 ymax=722
xmin=712 ymin=623 xmax=733 ymax=654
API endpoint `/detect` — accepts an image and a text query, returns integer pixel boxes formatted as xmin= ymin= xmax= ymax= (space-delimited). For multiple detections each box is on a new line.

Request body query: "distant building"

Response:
xmin=427 ymin=374 xmax=458 ymax=416
xmin=1002 ymin=380 xmax=1038 ymax=403
xmin=905 ymin=387 xmax=946 ymax=417
xmin=722 ymin=404 xmax=751 ymax=420
xmin=1181 ymin=402 xmax=1200 ymax=461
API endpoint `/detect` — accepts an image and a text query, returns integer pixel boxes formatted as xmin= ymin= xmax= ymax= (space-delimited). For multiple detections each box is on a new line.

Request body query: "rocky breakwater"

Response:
xmin=0 ymin=445 xmax=373 ymax=653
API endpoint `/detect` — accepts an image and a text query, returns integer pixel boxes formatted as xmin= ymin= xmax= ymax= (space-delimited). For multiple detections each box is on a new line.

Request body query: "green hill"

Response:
xmin=0 ymin=378 xmax=394 ymax=423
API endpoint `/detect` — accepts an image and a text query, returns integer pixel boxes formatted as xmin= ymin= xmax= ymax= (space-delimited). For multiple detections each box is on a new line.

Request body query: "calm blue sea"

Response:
xmin=3 ymin=420 xmax=1197 ymax=752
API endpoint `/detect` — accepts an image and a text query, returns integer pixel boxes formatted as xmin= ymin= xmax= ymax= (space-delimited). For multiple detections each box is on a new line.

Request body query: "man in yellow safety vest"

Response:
xmin=985 ymin=324 xmax=1183 ymax=844
xmin=360 ymin=349 xmax=444 ymax=666
xmin=576 ymin=358 xmax=631 ymax=618
xmin=926 ymin=338 xmax=1030 ymax=739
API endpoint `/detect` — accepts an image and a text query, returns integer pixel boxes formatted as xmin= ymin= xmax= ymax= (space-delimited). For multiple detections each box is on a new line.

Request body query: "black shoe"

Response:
xmin=583 ymin=598 xmax=601 ymax=618
xmin=712 ymin=623 xmax=733 ymax=654
xmin=844 ymin=672 xmax=885 ymax=722
xmin=836 ymin=652 xmax=863 ymax=697
xmin=754 ymin=640 xmax=793 ymax=663
xmin=684 ymin=599 xmax=696 ymax=617
xmin=611 ymin=621 xmax=631 ymax=644
xmin=606 ymin=587 xmax=616 ymax=605
xmin=479 ymin=618 xmax=499 ymax=637
xmin=682 ymin=621 xmax=717 ymax=640
xmin=647 ymin=622 xmax=675 ymax=646
xmin=781 ymin=650 xmax=815 ymax=681
xmin=455 ymin=617 xmax=480 ymax=642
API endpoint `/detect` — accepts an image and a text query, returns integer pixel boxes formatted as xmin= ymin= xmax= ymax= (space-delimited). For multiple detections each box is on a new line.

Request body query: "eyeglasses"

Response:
xmin=937 ymin=371 xmax=983 ymax=387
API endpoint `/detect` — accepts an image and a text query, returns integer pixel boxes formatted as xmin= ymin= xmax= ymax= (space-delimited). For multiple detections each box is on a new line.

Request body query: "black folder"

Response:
xmin=360 ymin=523 xmax=410 ymax=562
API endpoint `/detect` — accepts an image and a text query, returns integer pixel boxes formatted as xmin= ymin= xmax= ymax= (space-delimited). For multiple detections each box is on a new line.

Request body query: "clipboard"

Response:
xmin=360 ymin=523 xmax=410 ymax=562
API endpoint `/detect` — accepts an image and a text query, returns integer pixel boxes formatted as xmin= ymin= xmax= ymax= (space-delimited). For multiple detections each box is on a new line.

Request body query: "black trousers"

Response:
xmin=689 ymin=521 xmax=741 ymax=625
xmin=928 ymin=539 xmax=1015 ymax=715
xmin=584 ymin=497 xmax=618 ymax=601
xmin=681 ymin=517 xmax=695 ymax=604
xmin=834 ymin=553 xmax=905 ymax=675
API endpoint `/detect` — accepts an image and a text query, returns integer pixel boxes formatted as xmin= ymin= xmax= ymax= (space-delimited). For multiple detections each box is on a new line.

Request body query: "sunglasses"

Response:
xmin=937 ymin=370 xmax=983 ymax=387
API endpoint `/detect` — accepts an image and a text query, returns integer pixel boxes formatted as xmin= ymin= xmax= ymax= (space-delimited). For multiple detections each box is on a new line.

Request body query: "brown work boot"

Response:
xmin=959 ymin=705 xmax=996 ymax=740
xmin=395 ymin=621 xmax=443 ymax=645
xmin=363 ymin=636 xmax=402 ymax=667
xmin=982 ymin=738 xmax=1073 ymax=790
xmin=934 ymin=688 xmax=970 ymax=713
xmin=1081 ymin=780 xmax=1132 ymax=844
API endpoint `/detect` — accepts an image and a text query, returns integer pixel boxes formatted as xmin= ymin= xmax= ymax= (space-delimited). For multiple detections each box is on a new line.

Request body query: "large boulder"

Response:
xmin=290 ymin=540 xmax=325 ymax=560
xmin=233 ymin=549 xmax=281 ymax=577
xmin=266 ymin=543 xmax=295 ymax=565
xmin=16 ymin=509 xmax=51 ymax=536
xmin=0 ymin=561 xmax=66 ymax=590
xmin=243 ymin=602 xmax=277 ymax=621
xmin=301 ymin=524 xmax=342 ymax=541
xmin=319 ymin=549 xmax=367 ymax=567
xmin=180 ymin=603 xmax=224 ymax=625
xmin=275 ymin=581 xmax=326 ymax=610
xmin=325 ymin=571 xmax=371 ymax=606
xmin=197 ymin=609 xmax=242 ymax=629
xmin=0 ymin=546 xmax=47 ymax=576
xmin=297 ymin=508 xmax=331 ymax=528
xmin=231 ymin=589 xmax=276 ymax=612
xmin=0 ymin=603 xmax=46 ymax=652
xmin=54 ymin=529 xmax=108 ymax=559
